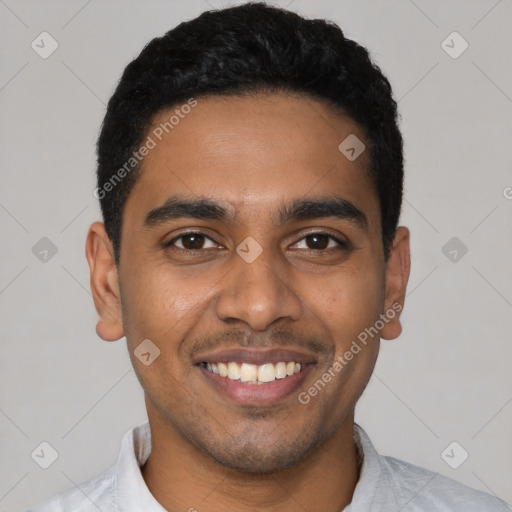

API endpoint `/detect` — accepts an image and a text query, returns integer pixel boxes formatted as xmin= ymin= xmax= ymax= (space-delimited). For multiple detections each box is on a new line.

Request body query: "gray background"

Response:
xmin=1 ymin=0 xmax=511 ymax=510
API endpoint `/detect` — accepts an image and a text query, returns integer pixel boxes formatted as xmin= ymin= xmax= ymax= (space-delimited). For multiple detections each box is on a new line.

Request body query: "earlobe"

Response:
xmin=381 ymin=226 xmax=411 ymax=341
xmin=85 ymin=221 xmax=125 ymax=341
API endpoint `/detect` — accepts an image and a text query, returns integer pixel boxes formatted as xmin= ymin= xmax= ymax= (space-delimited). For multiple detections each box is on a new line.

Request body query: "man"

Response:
xmin=29 ymin=2 xmax=511 ymax=511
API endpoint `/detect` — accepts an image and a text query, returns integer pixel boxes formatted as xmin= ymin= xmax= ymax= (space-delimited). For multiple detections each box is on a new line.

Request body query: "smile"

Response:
xmin=201 ymin=361 xmax=302 ymax=385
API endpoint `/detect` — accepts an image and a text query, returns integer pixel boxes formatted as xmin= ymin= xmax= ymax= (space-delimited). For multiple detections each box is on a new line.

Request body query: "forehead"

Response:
xmin=124 ymin=92 xmax=379 ymax=230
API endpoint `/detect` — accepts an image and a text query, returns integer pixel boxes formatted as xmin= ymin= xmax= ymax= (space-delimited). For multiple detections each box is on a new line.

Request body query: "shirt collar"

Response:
xmin=345 ymin=423 xmax=389 ymax=510
xmin=114 ymin=422 xmax=166 ymax=511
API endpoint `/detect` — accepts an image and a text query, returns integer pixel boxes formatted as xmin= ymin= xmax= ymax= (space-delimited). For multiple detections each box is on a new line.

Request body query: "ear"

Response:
xmin=85 ymin=221 xmax=124 ymax=341
xmin=381 ymin=226 xmax=411 ymax=340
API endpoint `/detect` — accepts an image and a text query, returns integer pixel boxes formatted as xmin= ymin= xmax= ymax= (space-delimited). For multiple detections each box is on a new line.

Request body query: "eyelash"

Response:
xmin=164 ymin=230 xmax=349 ymax=252
xmin=294 ymin=231 xmax=349 ymax=251
xmin=164 ymin=232 xmax=219 ymax=251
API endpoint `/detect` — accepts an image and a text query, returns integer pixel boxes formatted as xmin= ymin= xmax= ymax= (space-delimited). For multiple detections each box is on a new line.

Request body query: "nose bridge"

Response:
xmin=214 ymin=244 xmax=302 ymax=330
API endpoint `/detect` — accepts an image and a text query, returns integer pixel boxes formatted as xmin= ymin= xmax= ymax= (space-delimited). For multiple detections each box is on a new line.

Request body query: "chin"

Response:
xmin=201 ymin=429 xmax=327 ymax=475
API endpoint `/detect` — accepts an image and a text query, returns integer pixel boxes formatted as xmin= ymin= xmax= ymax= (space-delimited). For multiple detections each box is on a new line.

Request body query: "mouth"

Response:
xmin=194 ymin=349 xmax=317 ymax=406
xmin=199 ymin=360 xmax=303 ymax=385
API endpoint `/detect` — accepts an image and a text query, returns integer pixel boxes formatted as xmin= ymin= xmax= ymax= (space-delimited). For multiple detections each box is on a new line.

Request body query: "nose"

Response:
xmin=214 ymin=247 xmax=303 ymax=331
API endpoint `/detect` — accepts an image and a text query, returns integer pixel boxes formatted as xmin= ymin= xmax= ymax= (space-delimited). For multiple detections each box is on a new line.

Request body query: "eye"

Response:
xmin=292 ymin=232 xmax=348 ymax=251
xmin=165 ymin=232 xmax=218 ymax=251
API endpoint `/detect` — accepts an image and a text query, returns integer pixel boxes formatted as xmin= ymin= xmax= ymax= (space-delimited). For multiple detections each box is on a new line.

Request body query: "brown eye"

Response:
xmin=293 ymin=232 xmax=347 ymax=251
xmin=181 ymin=234 xmax=205 ymax=250
xmin=166 ymin=232 xmax=217 ymax=250
xmin=305 ymin=233 xmax=330 ymax=249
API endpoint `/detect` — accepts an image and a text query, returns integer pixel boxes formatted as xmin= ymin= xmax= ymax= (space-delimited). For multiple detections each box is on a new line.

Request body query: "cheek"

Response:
xmin=119 ymin=262 xmax=205 ymax=349
xmin=120 ymin=266 xmax=205 ymax=407
xmin=305 ymin=268 xmax=383 ymax=410
xmin=306 ymin=263 xmax=384 ymax=341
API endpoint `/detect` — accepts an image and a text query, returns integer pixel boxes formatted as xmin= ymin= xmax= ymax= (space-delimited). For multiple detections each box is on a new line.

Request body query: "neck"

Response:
xmin=141 ymin=411 xmax=360 ymax=512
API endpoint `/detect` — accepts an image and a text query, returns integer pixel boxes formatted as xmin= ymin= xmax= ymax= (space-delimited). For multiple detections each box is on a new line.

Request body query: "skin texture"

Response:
xmin=86 ymin=92 xmax=411 ymax=512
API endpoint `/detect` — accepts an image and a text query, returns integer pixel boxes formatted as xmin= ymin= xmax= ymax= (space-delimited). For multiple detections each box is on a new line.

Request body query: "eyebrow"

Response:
xmin=277 ymin=197 xmax=368 ymax=229
xmin=143 ymin=195 xmax=368 ymax=230
xmin=144 ymin=196 xmax=231 ymax=227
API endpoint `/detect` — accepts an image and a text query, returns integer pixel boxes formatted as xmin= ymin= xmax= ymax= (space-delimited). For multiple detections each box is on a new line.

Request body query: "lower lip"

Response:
xmin=198 ymin=364 xmax=315 ymax=406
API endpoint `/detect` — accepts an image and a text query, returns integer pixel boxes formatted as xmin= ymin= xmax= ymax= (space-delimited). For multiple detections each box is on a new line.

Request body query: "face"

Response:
xmin=87 ymin=92 xmax=410 ymax=474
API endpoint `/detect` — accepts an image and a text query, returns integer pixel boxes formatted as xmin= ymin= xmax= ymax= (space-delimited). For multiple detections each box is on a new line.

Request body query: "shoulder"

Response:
xmin=27 ymin=465 xmax=117 ymax=512
xmin=353 ymin=424 xmax=511 ymax=511
xmin=381 ymin=454 xmax=512 ymax=511
xmin=28 ymin=422 xmax=153 ymax=512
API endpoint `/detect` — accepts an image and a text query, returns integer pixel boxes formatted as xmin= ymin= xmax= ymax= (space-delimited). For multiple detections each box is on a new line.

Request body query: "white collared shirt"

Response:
xmin=28 ymin=422 xmax=512 ymax=511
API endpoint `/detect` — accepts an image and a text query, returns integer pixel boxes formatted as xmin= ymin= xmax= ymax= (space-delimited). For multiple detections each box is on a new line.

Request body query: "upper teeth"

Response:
xmin=204 ymin=361 xmax=302 ymax=384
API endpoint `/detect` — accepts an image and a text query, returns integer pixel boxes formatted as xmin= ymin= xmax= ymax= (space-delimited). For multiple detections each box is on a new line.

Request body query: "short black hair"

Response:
xmin=96 ymin=1 xmax=403 ymax=265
